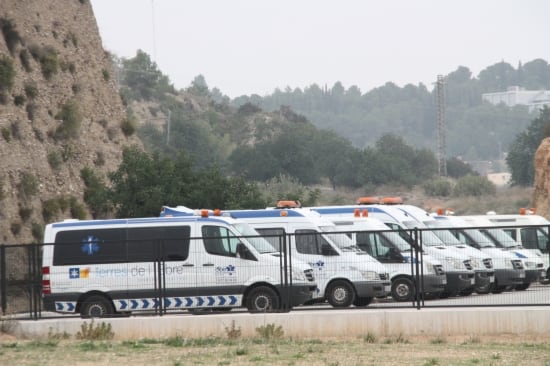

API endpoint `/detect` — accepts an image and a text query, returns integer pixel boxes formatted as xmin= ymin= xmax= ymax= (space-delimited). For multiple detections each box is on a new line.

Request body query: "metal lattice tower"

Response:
xmin=436 ymin=75 xmax=447 ymax=177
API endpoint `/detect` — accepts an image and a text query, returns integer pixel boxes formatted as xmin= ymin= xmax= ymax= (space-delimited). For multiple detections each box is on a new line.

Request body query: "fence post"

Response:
xmin=1 ymin=245 xmax=6 ymax=315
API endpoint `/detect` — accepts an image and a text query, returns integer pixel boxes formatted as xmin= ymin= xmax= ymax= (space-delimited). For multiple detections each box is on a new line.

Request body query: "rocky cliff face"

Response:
xmin=0 ymin=0 xmax=140 ymax=243
xmin=532 ymin=137 xmax=550 ymax=218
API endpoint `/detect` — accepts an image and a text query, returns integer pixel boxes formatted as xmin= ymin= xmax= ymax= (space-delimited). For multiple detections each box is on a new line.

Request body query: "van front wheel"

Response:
xmin=81 ymin=295 xmax=115 ymax=318
xmin=246 ymin=286 xmax=279 ymax=312
xmin=326 ymin=280 xmax=354 ymax=307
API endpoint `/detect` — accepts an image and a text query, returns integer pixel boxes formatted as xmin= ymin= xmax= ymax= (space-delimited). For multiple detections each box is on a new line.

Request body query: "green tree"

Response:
xmin=121 ymin=49 xmax=175 ymax=100
xmin=506 ymin=106 xmax=550 ymax=186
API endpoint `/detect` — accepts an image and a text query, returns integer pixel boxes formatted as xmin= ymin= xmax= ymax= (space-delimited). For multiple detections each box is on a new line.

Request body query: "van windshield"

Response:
xmin=319 ymin=225 xmax=363 ymax=252
xmin=232 ymin=223 xmax=278 ymax=254
xmin=482 ymin=228 xmax=521 ymax=249
xmin=401 ymin=220 xmax=444 ymax=246
xmin=424 ymin=220 xmax=465 ymax=245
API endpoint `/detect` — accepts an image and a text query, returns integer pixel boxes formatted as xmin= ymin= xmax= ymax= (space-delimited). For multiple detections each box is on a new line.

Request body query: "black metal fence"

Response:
xmin=1 ymin=225 xmax=549 ymax=320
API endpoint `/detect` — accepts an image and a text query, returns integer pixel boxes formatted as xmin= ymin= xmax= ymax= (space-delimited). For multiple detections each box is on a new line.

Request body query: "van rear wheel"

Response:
xmin=246 ymin=286 xmax=279 ymax=312
xmin=81 ymin=295 xmax=114 ymax=318
xmin=326 ymin=280 xmax=354 ymax=307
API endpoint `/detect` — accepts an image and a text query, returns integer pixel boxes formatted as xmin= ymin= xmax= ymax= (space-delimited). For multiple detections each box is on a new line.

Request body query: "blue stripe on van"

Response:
xmin=51 ymin=216 xmax=231 ymax=228
xmin=228 ymin=210 xmax=304 ymax=218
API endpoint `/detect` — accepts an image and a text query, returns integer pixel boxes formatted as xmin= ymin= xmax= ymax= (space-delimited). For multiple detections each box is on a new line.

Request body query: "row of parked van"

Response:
xmin=41 ymin=199 xmax=550 ymax=317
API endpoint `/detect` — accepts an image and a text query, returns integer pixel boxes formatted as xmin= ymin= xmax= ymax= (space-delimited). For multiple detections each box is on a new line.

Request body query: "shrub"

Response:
xmin=0 ymin=18 xmax=21 ymax=55
xmin=31 ymin=222 xmax=43 ymax=241
xmin=10 ymin=121 xmax=21 ymax=140
xmin=17 ymin=171 xmax=39 ymax=200
xmin=54 ymin=100 xmax=82 ymax=140
xmin=0 ymin=91 xmax=8 ymax=104
xmin=10 ymin=222 xmax=21 ymax=235
xmin=94 ymin=151 xmax=105 ymax=166
xmin=75 ymin=320 xmax=114 ymax=340
xmin=24 ymin=82 xmax=38 ymax=99
xmin=120 ymin=116 xmax=136 ymax=137
xmin=19 ymin=206 xmax=32 ymax=221
xmin=0 ymin=55 xmax=15 ymax=91
xmin=102 ymin=68 xmax=110 ymax=81
xmin=19 ymin=49 xmax=32 ymax=72
xmin=42 ymin=199 xmax=60 ymax=222
xmin=2 ymin=127 xmax=10 ymax=142
xmin=29 ymin=44 xmax=59 ymax=80
xmin=26 ymin=102 xmax=37 ymax=121
xmin=452 ymin=175 xmax=496 ymax=197
xmin=423 ymin=179 xmax=452 ymax=197
xmin=47 ymin=150 xmax=62 ymax=170
xmin=255 ymin=323 xmax=284 ymax=339
xmin=70 ymin=197 xmax=87 ymax=220
xmin=13 ymin=94 xmax=25 ymax=106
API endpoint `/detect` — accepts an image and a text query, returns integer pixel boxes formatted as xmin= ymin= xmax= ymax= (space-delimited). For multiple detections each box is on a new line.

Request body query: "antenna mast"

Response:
xmin=436 ymin=75 xmax=447 ymax=177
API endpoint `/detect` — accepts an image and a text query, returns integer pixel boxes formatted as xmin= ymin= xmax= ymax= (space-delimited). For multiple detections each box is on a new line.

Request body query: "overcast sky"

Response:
xmin=90 ymin=0 xmax=550 ymax=98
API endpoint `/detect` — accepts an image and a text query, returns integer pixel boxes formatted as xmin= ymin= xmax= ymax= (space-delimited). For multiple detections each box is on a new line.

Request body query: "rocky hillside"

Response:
xmin=532 ymin=138 xmax=550 ymax=218
xmin=0 ymin=0 xmax=141 ymax=243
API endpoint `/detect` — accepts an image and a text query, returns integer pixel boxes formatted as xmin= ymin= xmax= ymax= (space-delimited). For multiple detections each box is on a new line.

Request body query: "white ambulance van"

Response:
xmin=42 ymin=212 xmax=316 ymax=317
xmin=308 ymin=206 xmax=447 ymax=301
xmin=161 ymin=206 xmax=391 ymax=307
xmin=391 ymin=204 xmax=495 ymax=295
xmin=224 ymin=207 xmax=391 ymax=307
xmin=345 ymin=202 xmax=476 ymax=297
xmin=458 ymin=214 xmax=546 ymax=287
xmin=429 ymin=214 xmax=529 ymax=292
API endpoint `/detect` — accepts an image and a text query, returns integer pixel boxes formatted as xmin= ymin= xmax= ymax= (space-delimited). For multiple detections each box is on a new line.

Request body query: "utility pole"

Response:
xmin=166 ymin=109 xmax=171 ymax=146
xmin=436 ymin=75 xmax=447 ymax=177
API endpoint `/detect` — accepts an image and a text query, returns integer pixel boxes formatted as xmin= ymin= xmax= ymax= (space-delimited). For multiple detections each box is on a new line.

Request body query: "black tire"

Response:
xmin=80 ymin=295 xmax=114 ymax=318
xmin=475 ymin=283 xmax=491 ymax=295
xmin=391 ymin=277 xmax=415 ymax=302
xmin=490 ymin=279 xmax=506 ymax=294
xmin=246 ymin=286 xmax=279 ymax=312
xmin=459 ymin=287 xmax=475 ymax=296
xmin=353 ymin=296 xmax=373 ymax=307
xmin=326 ymin=280 xmax=355 ymax=307
xmin=515 ymin=283 xmax=531 ymax=291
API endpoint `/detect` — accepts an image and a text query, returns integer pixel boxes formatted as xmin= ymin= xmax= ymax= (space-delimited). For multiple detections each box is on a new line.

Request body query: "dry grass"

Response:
xmin=1 ymin=333 xmax=549 ymax=365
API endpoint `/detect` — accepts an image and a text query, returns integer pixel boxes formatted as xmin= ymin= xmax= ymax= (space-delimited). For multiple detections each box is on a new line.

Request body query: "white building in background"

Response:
xmin=482 ymin=86 xmax=550 ymax=111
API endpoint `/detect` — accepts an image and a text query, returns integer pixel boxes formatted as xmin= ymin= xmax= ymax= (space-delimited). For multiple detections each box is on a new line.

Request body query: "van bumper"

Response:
xmin=419 ymin=274 xmax=447 ymax=294
xmin=279 ymin=284 xmax=317 ymax=307
xmin=524 ymin=268 xmax=546 ymax=283
xmin=474 ymin=270 xmax=494 ymax=290
xmin=444 ymin=271 xmax=475 ymax=295
xmin=354 ymin=280 xmax=391 ymax=298
xmin=494 ymin=268 xmax=525 ymax=287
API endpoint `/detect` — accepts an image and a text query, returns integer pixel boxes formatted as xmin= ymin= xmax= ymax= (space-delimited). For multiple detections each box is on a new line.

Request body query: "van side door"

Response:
xmin=196 ymin=223 xmax=255 ymax=305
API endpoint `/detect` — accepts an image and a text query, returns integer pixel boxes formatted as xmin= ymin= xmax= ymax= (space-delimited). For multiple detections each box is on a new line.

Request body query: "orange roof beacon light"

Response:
xmin=356 ymin=196 xmax=379 ymax=205
xmin=213 ymin=209 xmax=222 ymax=216
xmin=361 ymin=209 xmax=368 ymax=217
xmin=276 ymin=200 xmax=301 ymax=209
xmin=354 ymin=208 xmax=360 ymax=217
xmin=380 ymin=197 xmax=403 ymax=205
xmin=200 ymin=209 xmax=209 ymax=218
xmin=280 ymin=210 xmax=289 ymax=217
xmin=519 ymin=207 xmax=536 ymax=215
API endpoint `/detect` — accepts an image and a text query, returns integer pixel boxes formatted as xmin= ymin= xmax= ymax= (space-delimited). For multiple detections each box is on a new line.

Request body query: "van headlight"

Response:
xmin=359 ymin=270 xmax=379 ymax=280
xmin=423 ymin=264 xmax=434 ymax=274
xmin=292 ymin=267 xmax=307 ymax=281
xmin=470 ymin=258 xmax=482 ymax=269
xmin=445 ymin=258 xmax=463 ymax=269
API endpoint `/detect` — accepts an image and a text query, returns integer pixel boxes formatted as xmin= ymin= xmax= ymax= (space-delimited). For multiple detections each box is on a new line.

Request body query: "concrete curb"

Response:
xmin=12 ymin=307 xmax=550 ymax=340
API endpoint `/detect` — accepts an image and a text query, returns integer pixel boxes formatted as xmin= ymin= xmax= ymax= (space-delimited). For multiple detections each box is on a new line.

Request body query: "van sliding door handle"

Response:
xmin=202 ymin=263 xmax=215 ymax=267
xmin=181 ymin=263 xmax=194 ymax=267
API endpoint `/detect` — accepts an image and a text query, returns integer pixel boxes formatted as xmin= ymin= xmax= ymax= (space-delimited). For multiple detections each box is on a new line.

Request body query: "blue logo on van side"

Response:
xmin=81 ymin=236 xmax=100 ymax=256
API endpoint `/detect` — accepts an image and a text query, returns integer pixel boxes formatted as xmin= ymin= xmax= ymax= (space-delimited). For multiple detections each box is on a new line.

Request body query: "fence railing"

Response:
xmin=1 ymin=225 xmax=549 ymax=320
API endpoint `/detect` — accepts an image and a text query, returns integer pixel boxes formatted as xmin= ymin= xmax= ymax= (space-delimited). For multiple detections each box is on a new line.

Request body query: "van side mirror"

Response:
xmin=236 ymin=242 xmax=257 ymax=261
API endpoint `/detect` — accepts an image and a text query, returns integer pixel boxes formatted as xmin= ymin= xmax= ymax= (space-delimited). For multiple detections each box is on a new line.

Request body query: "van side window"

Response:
xmin=53 ymin=229 xmax=126 ymax=265
xmin=127 ymin=226 xmax=191 ymax=262
xmin=295 ymin=229 xmax=335 ymax=255
xmin=254 ymin=228 xmax=285 ymax=251
xmin=202 ymin=225 xmax=239 ymax=257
